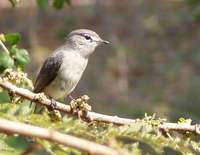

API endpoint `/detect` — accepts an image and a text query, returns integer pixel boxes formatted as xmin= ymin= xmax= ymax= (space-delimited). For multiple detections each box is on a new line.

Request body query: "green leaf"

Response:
xmin=53 ymin=0 xmax=65 ymax=9
xmin=37 ymin=0 xmax=49 ymax=9
xmin=0 ymin=52 xmax=14 ymax=72
xmin=0 ymin=134 xmax=16 ymax=155
xmin=5 ymin=136 xmax=30 ymax=151
xmin=15 ymin=49 xmax=30 ymax=69
xmin=10 ymin=46 xmax=30 ymax=69
xmin=186 ymin=0 xmax=200 ymax=6
xmin=53 ymin=0 xmax=70 ymax=9
xmin=8 ymin=0 xmax=18 ymax=7
xmin=5 ymin=33 xmax=21 ymax=45
xmin=9 ymin=45 xmax=18 ymax=56
xmin=0 ymin=91 xmax=10 ymax=103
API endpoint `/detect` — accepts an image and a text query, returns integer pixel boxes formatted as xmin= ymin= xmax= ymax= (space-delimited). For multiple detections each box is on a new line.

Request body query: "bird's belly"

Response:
xmin=45 ymin=55 xmax=88 ymax=99
xmin=44 ymin=77 xmax=77 ymax=99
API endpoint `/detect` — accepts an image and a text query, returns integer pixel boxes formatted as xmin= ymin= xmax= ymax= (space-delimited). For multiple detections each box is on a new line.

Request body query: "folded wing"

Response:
xmin=34 ymin=51 xmax=63 ymax=93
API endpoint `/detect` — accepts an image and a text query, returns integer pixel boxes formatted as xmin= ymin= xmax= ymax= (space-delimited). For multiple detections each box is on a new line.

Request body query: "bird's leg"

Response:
xmin=64 ymin=94 xmax=75 ymax=106
xmin=47 ymin=96 xmax=62 ymax=121
xmin=69 ymin=94 xmax=74 ymax=100
xmin=68 ymin=94 xmax=79 ymax=113
xmin=49 ymin=96 xmax=57 ymax=110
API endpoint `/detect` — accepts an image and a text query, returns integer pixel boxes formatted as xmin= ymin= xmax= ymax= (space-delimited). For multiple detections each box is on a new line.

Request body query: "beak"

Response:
xmin=95 ymin=39 xmax=109 ymax=44
xmin=101 ymin=39 xmax=110 ymax=44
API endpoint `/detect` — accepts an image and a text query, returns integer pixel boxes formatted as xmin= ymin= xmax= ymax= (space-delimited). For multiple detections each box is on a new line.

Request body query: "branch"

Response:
xmin=0 ymin=40 xmax=10 ymax=54
xmin=0 ymin=78 xmax=136 ymax=125
xmin=0 ymin=78 xmax=200 ymax=136
xmin=159 ymin=123 xmax=200 ymax=135
xmin=0 ymin=118 xmax=121 ymax=155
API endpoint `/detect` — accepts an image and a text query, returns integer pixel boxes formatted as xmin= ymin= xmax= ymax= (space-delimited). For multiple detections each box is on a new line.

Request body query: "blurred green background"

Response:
xmin=0 ymin=0 xmax=200 ymax=121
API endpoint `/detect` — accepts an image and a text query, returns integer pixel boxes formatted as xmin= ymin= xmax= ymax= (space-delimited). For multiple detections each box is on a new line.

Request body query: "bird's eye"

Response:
xmin=84 ymin=35 xmax=92 ymax=41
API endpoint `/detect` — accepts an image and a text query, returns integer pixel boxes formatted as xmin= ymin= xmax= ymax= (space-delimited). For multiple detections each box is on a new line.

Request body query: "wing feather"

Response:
xmin=33 ymin=51 xmax=63 ymax=93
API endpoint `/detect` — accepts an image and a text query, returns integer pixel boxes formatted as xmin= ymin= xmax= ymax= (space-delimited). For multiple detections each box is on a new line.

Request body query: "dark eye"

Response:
xmin=84 ymin=35 xmax=92 ymax=40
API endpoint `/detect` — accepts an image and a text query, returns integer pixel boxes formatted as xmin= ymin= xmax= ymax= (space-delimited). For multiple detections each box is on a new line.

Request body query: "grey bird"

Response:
xmin=33 ymin=29 xmax=109 ymax=111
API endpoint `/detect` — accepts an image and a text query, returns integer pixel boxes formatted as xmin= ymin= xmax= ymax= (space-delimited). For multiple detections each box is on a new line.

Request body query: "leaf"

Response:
xmin=53 ymin=0 xmax=70 ymax=9
xmin=14 ymin=49 xmax=30 ymax=69
xmin=37 ymin=0 xmax=49 ymax=9
xmin=0 ymin=52 xmax=14 ymax=72
xmin=9 ymin=45 xmax=18 ymax=56
xmin=0 ymin=134 xmax=16 ymax=155
xmin=186 ymin=0 xmax=200 ymax=6
xmin=10 ymin=46 xmax=30 ymax=69
xmin=53 ymin=0 xmax=65 ymax=9
xmin=4 ymin=33 xmax=21 ymax=45
xmin=0 ymin=92 xmax=10 ymax=103
xmin=5 ymin=136 xmax=30 ymax=151
xmin=8 ymin=0 xmax=18 ymax=7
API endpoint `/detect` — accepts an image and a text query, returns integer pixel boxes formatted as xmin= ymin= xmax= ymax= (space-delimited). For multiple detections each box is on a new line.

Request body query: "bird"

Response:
xmin=33 ymin=29 xmax=109 ymax=112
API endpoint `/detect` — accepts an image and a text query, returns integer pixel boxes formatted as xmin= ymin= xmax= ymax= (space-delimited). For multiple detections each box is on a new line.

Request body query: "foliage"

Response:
xmin=8 ymin=0 xmax=71 ymax=9
xmin=0 ymin=33 xmax=199 ymax=155
xmin=185 ymin=0 xmax=200 ymax=21
xmin=0 ymin=102 xmax=199 ymax=155
xmin=8 ymin=0 xmax=18 ymax=7
xmin=52 ymin=0 xmax=71 ymax=9
xmin=0 ymin=33 xmax=30 ymax=71
xmin=2 ymin=1 xmax=200 ymax=154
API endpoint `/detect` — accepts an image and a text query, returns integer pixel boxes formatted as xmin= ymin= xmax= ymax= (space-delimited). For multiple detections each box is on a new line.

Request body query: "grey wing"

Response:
xmin=33 ymin=51 xmax=63 ymax=93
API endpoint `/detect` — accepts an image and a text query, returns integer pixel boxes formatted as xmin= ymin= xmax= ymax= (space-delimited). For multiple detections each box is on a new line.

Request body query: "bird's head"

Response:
xmin=66 ymin=29 xmax=109 ymax=58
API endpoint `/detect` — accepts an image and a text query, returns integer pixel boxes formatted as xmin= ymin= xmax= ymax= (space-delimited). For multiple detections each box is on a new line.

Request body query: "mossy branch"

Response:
xmin=0 ymin=78 xmax=200 ymax=136
xmin=0 ymin=77 xmax=136 ymax=125
xmin=0 ymin=118 xmax=121 ymax=155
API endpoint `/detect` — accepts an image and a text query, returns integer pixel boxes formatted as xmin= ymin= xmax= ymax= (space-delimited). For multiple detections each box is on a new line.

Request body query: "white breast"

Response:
xmin=45 ymin=51 xmax=88 ymax=99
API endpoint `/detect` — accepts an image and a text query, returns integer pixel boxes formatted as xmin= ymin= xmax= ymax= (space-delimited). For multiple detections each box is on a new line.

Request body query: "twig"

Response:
xmin=0 ymin=118 xmax=121 ymax=155
xmin=0 ymin=40 xmax=10 ymax=54
xmin=0 ymin=78 xmax=136 ymax=125
xmin=159 ymin=123 xmax=200 ymax=135
xmin=0 ymin=78 xmax=200 ymax=136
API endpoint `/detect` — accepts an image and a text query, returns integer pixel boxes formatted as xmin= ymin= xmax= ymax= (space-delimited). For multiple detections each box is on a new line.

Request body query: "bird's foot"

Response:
xmin=47 ymin=97 xmax=61 ymax=121
xmin=69 ymin=95 xmax=92 ymax=115
xmin=49 ymin=98 xmax=57 ymax=110
xmin=69 ymin=94 xmax=74 ymax=100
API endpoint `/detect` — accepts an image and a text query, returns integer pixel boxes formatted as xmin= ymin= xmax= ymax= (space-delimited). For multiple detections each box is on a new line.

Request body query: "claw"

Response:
xmin=49 ymin=98 xmax=57 ymax=110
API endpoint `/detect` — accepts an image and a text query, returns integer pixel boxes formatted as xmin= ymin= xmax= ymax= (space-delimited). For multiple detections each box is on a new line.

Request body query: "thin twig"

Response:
xmin=0 ymin=118 xmax=121 ymax=155
xmin=0 ymin=78 xmax=200 ymax=136
xmin=0 ymin=40 xmax=10 ymax=54
xmin=0 ymin=78 xmax=136 ymax=125
xmin=159 ymin=123 xmax=200 ymax=135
